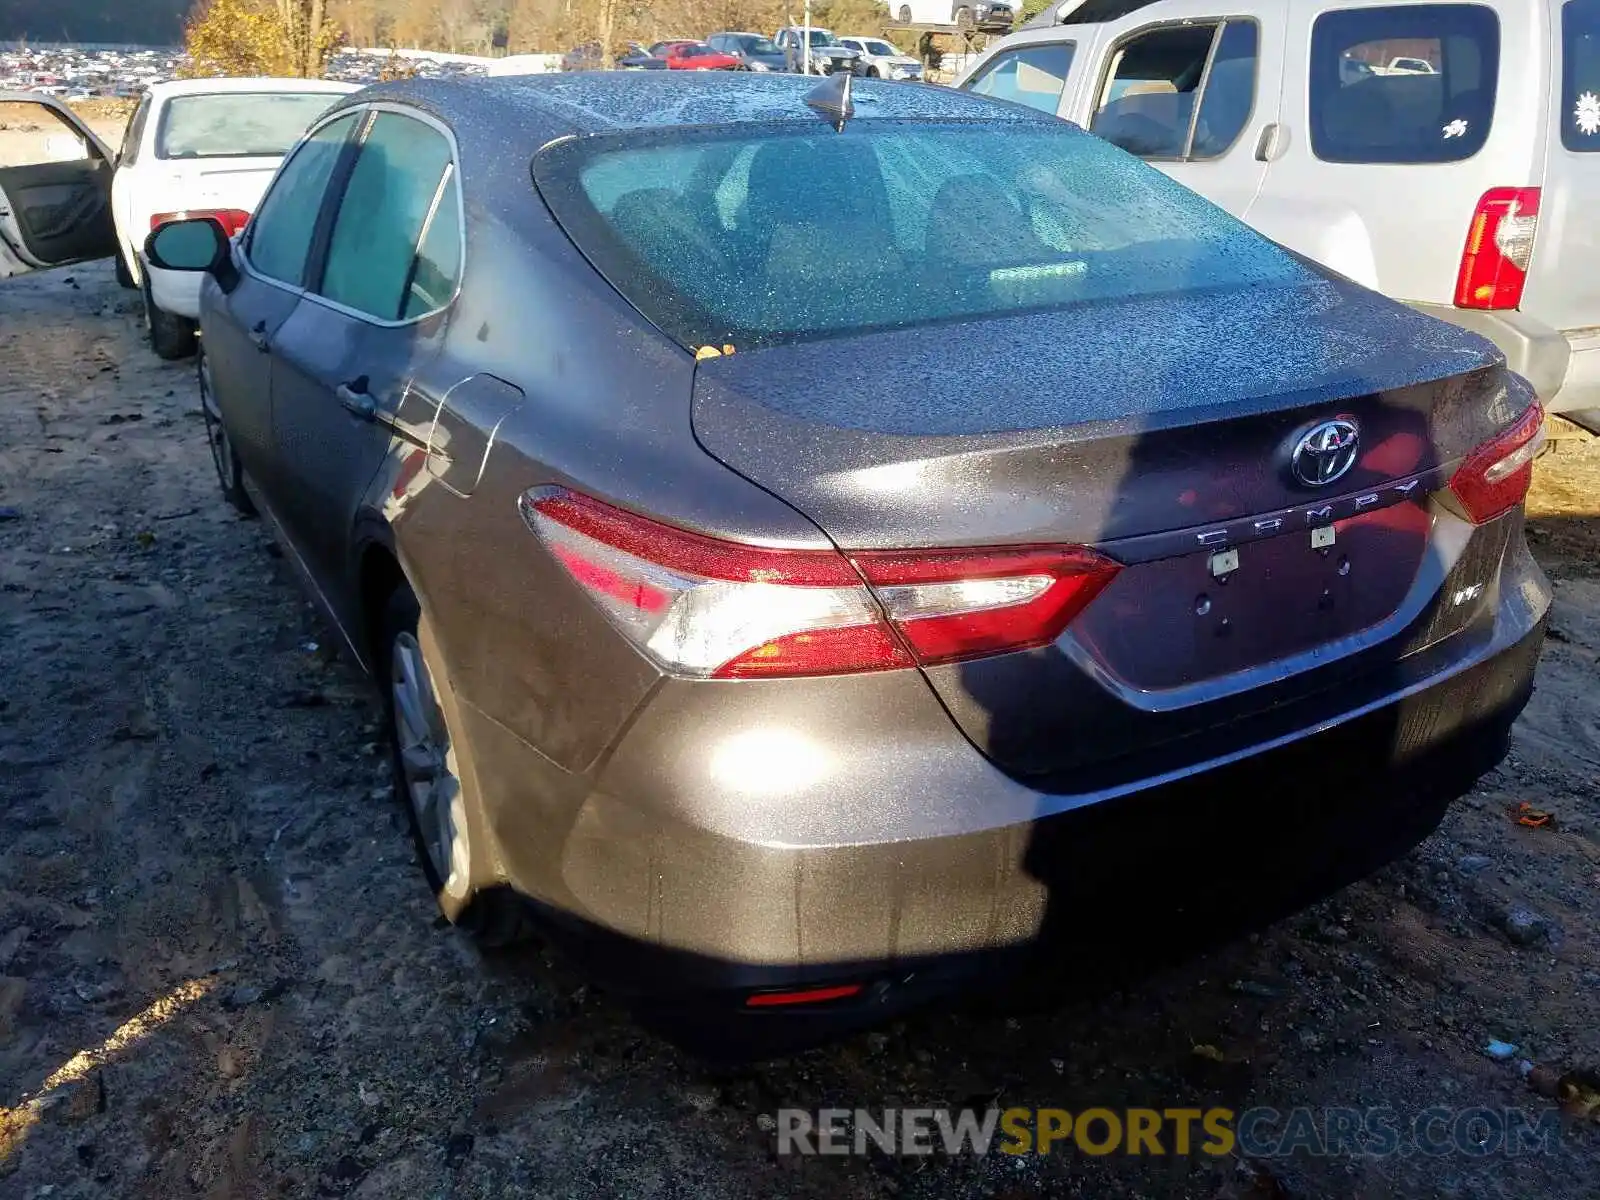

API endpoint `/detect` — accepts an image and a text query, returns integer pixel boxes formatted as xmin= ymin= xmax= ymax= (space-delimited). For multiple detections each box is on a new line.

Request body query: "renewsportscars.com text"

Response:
xmin=773 ymin=1106 xmax=1566 ymax=1159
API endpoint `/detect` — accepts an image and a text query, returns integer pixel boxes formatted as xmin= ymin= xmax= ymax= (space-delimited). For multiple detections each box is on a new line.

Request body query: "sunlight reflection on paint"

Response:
xmin=709 ymin=729 xmax=829 ymax=797
xmin=0 ymin=977 xmax=216 ymax=1164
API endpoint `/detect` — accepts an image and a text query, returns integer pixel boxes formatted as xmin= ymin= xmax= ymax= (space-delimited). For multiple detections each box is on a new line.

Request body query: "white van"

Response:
xmin=956 ymin=0 xmax=1600 ymax=426
xmin=891 ymin=0 xmax=1017 ymax=31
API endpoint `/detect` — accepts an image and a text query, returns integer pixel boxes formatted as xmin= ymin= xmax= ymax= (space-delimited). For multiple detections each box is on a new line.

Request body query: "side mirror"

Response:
xmin=145 ymin=217 xmax=232 ymax=277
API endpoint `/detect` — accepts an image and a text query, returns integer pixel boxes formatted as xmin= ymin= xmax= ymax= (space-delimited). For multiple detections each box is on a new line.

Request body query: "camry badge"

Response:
xmin=1291 ymin=419 xmax=1361 ymax=488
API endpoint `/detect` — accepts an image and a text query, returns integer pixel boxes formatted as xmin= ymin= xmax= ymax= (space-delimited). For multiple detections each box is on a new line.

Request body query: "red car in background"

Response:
xmin=664 ymin=42 xmax=745 ymax=70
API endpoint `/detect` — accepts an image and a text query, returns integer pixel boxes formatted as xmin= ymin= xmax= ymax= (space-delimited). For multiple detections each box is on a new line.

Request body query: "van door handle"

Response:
xmin=248 ymin=320 xmax=270 ymax=352
xmin=1254 ymin=123 xmax=1287 ymax=162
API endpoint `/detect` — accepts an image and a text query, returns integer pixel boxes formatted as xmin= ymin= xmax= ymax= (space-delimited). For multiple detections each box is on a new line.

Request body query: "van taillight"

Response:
xmin=1454 ymin=188 xmax=1539 ymax=311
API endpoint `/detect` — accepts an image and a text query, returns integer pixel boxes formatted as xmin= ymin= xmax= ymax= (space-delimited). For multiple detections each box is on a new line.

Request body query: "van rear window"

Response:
xmin=1562 ymin=1 xmax=1600 ymax=152
xmin=1309 ymin=4 xmax=1499 ymax=164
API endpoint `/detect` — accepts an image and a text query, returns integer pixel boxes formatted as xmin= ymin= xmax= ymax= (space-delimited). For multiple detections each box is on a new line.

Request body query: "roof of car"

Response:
xmin=351 ymin=71 xmax=1052 ymax=139
xmin=144 ymin=76 xmax=360 ymax=99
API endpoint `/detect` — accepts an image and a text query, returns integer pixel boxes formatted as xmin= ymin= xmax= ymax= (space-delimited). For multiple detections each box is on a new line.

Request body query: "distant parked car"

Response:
xmin=773 ymin=27 xmax=861 ymax=74
xmin=134 ymin=73 xmax=1547 ymax=1045
xmin=561 ymin=41 xmax=604 ymax=71
xmin=111 ymin=77 xmax=357 ymax=360
xmin=1383 ymin=55 xmax=1437 ymax=74
xmin=665 ymin=43 xmax=746 ymax=70
xmin=837 ymin=36 xmax=924 ymax=79
xmin=706 ymin=32 xmax=789 ymax=71
xmin=892 ymin=0 xmax=1015 ymax=32
xmin=616 ymin=41 xmax=690 ymax=70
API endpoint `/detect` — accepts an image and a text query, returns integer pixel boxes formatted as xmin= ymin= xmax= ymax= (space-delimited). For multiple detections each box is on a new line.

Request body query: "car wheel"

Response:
xmin=382 ymin=586 xmax=532 ymax=947
xmin=869 ymin=65 xmax=882 ymax=78
xmin=114 ymin=244 xmax=137 ymax=290
xmin=197 ymin=347 xmax=254 ymax=516
xmin=142 ymin=275 xmax=197 ymax=361
xmin=898 ymin=4 xmax=912 ymax=20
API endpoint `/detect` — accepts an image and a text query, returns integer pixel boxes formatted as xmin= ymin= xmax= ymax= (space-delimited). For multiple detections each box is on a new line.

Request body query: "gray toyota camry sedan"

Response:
xmin=146 ymin=72 xmax=1550 ymax=1039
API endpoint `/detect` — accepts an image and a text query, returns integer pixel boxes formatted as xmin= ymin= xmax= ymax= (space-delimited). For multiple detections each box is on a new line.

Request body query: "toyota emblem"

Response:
xmin=1290 ymin=419 xmax=1361 ymax=488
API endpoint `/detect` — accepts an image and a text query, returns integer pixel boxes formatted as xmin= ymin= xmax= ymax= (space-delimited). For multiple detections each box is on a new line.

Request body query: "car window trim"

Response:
xmin=238 ymin=107 xmax=365 ymax=296
xmin=296 ymin=102 xmax=467 ymax=330
xmin=1091 ymin=15 xmax=1260 ymax=164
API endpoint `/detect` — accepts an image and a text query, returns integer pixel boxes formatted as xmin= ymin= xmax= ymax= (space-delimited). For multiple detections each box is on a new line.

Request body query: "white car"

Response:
xmin=960 ymin=0 xmax=1600 ymax=429
xmin=112 ymin=76 xmax=358 ymax=359
xmin=836 ymin=36 xmax=925 ymax=80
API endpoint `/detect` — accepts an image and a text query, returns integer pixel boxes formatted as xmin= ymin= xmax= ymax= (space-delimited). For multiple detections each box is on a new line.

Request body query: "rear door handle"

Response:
xmin=336 ymin=380 xmax=377 ymax=420
xmin=248 ymin=320 xmax=270 ymax=352
xmin=337 ymin=378 xmax=439 ymax=454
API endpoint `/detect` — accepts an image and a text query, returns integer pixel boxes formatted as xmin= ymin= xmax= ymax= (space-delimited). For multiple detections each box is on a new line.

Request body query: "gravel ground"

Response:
xmin=1 ymin=262 xmax=1597 ymax=1200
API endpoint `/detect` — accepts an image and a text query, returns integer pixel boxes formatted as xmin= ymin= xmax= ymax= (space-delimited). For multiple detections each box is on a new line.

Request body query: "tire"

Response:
xmin=380 ymin=586 xmax=532 ymax=947
xmin=114 ymin=244 xmax=137 ymax=289
xmin=869 ymin=65 xmax=882 ymax=78
xmin=197 ymin=347 xmax=255 ymax=516
xmin=898 ymin=4 xmax=912 ymax=21
xmin=142 ymin=275 xmax=197 ymax=361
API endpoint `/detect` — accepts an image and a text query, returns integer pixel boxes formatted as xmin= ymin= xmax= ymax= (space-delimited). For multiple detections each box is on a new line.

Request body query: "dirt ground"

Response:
xmin=1 ymin=256 xmax=1598 ymax=1199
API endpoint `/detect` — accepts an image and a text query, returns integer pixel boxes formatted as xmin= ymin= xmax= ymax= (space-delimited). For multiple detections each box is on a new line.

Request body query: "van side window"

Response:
xmin=963 ymin=41 xmax=1077 ymax=115
xmin=1191 ymin=22 xmax=1259 ymax=159
xmin=1309 ymin=5 xmax=1500 ymax=164
xmin=1091 ymin=21 xmax=1258 ymax=161
xmin=1562 ymin=1 xmax=1600 ymax=152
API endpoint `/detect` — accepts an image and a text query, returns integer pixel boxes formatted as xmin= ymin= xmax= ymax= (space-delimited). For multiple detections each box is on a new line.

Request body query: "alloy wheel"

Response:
xmin=198 ymin=352 xmax=234 ymax=492
xmin=390 ymin=631 xmax=471 ymax=899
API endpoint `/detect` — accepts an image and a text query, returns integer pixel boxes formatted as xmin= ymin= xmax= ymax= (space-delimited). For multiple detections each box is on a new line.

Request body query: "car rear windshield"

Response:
xmin=533 ymin=120 xmax=1310 ymax=349
xmin=156 ymin=92 xmax=342 ymax=160
xmin=1309 ymin=4 xmax=1500 ymax=164
xmin=1563 ymin=1 xmax=1600 ymax=151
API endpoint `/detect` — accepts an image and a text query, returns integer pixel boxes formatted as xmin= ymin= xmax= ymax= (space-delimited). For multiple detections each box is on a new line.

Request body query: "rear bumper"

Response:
xmin=466 ymin=527 xmax=1549 ymax=1000
xmin=145 ymin=260 xmax=202 ymax=320
xmin=1407 ymin=301 xmax=1600 ymax=419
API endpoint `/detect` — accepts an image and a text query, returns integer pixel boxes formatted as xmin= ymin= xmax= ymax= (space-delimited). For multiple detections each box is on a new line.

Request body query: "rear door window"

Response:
xmin=1309 ymin=4 xmax=1500 ymax=163
xmin=1090 ymin=21 xmax=1259 ymax=161
xmin=1562 ymin=0 xmax=1600 ymax=151
xmin=964 ymin=41 xmax=1077 ymax=114
xmin=1093 ymin=23 xmax=1219 ymax=157
xmin=318 ymin=112 xmax=458 ymax=322
xmin=245 ymin=112 xmax=359 ymax=287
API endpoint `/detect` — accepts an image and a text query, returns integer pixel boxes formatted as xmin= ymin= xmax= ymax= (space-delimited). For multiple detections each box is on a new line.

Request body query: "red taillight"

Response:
xmin=150 ymin=208 xmax=251 ymax=238
xmin=1455 ymin=188 xmax=1539 ymax=311
xmin=1448 ymin=402 xmax=1545 ymax=524
xmin=744 ymin=984 xmax=862 ymax=1007
xmin=519 ymin=487 xmax=1121 ymax=680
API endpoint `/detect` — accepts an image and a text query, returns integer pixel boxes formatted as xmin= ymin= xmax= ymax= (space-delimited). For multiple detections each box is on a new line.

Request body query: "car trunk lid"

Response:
xmin=691 ymin=279 xmax=1516 ymax=778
